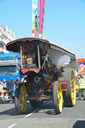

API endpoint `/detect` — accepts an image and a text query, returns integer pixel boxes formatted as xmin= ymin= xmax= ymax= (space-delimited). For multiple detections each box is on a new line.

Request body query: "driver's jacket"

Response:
xmin=79 ymin=79 xmax=85 ymax=89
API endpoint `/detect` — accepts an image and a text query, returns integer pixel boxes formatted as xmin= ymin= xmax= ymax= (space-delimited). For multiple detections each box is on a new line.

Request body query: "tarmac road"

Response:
xmin=0 ymin=99 xmax=85 ymax=128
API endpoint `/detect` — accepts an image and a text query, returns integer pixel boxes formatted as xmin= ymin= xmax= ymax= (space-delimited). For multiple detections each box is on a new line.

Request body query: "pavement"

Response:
xmin=0 ymin=99 xmax=85 ymax=128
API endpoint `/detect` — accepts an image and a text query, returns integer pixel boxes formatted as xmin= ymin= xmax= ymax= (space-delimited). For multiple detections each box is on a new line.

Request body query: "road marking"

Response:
xmin=25 ymin=113 xmax=33 ymax=118
xmin=8 ymin=107 xmax=41 ymax=128
xmin=8 ymin=123 xmax=16 ymax=128
xmin=25 ymin=107 xmax=41 ymax=118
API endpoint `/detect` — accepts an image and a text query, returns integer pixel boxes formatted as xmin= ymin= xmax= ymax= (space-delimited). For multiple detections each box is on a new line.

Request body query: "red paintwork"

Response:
xmin=60 ymin=81 xmax=69 ymax=91
xmin=21 ymin=68 xmax=40 ymax=74
xmin=46 ymin=81 xmax=69 ymax=92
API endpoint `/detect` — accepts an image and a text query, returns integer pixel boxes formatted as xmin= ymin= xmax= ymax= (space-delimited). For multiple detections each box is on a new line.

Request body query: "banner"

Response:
xmin=39 ymin=0 xmax=45 ymax=38
xmin=32 ymin=0 xmax=38 ymax=37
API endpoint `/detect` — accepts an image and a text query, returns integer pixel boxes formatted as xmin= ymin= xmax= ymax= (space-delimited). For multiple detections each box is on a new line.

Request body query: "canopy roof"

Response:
xmin=6 ymin=37 xmax=75 ymax=58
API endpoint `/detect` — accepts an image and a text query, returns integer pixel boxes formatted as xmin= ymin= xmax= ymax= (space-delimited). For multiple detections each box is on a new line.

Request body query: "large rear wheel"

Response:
xmin=53 ymin=81 xmax=63 ymax=114
xmin=63 ymin=68 xmax=76 ymax=107
xmin=15 ymin=83 xmax=27 ymax=114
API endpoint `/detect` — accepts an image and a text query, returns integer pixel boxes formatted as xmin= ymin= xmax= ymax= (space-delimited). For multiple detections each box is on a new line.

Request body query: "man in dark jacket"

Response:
xmin=7 ymin=78 xmax=14 ymax=99
xmin=15 ymin=76 xmax=21 ymax=86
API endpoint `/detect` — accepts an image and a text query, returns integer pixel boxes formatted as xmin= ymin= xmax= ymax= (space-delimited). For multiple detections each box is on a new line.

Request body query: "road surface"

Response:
xmin=0 ymin=99 xmax=85 ymax=128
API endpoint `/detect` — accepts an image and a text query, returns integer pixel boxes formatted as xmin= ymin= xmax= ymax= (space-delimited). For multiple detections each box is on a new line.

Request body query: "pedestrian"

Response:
xmin=15 ymin=76 xmax=21 ymax=86
xmin=2 ymin=79 xmax=7 ymax=87
xmin=2 ymin=79 xmax=8 ymax=92
xmin=13 ymin=76 xmax=21 ymax=97
xmin=8 ymin=78 xmax=14 ymax=91
xmin=0 ymin=80 xmax=8 ymax=100
xmin=78 ymin=75 xmax=85 ymax=100
xmin=7 ymin=78 xmax=14 ymax=99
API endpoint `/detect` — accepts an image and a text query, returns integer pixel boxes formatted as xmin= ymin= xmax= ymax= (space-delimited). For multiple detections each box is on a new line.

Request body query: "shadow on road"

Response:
xmin=0 ymin=103 xmax=34 ymax=116
xmin=73 ymin=120 xmax=85 ymax=128
xmin=0 ymin=100 xmax=70 ymax=116
xmin=40 ymin=101 xmax=57 ymax=115
xmin=0 ymin=107 xmax=17 ymax=116
xmin=0 ymin=101 xmax=56 ymax=116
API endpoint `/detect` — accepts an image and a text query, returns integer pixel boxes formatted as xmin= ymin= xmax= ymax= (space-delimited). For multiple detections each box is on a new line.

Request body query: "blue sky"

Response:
xmin=0 ymin=0 xmax=85 ymax=57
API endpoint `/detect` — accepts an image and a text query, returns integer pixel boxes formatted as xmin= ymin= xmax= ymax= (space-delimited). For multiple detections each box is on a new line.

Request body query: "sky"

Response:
xmin=0 ymin=0 xmax=85 ymax=58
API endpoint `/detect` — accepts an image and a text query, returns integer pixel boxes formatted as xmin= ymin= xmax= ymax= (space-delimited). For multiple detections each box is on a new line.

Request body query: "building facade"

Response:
xmin=0 ymin=26 xmax=15 ymax=52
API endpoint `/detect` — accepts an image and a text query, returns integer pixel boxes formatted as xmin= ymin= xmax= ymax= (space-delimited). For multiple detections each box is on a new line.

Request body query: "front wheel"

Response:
xmin=53 ymin=81 xmax=63 ymax=114
xmin=15 ymin=83 xmax=27 ymax=114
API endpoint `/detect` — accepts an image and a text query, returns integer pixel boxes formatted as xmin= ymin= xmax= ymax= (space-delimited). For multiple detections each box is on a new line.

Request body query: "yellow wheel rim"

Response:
xmin=70 ymin=71 xmax=76 ymax=106
xmin=58 ymin=83 xmax=63 ymax=112
xmin=19 ymin=84 xmax=27 ymax=113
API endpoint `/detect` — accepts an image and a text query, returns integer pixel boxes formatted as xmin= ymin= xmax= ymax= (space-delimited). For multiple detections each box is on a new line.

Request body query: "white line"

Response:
xmin=25 ymin=107 xmax=41 ymax=118
xmin=25 ymin=113 xmax=33 ymax=118
xmin=8 ymin=107 xmax=41 ymax=128
xmin=8 ymin=123 xmax=16 ymax=128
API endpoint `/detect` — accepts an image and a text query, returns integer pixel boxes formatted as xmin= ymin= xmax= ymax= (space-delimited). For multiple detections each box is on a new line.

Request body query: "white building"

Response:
xmin=0 ymin=26 xmax=16 ymax=52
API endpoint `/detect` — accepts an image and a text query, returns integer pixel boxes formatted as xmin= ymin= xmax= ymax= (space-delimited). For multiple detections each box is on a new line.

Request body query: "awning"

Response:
xmin=76 ymin=58 xmax=85 ymax=63
xmin=6 ymin=37 xmax=75 ymax=58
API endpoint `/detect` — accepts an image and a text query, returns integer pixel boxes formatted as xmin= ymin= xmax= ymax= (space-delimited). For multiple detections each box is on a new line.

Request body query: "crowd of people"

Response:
xmin=0 ymin=76 xmax=20 ymax=102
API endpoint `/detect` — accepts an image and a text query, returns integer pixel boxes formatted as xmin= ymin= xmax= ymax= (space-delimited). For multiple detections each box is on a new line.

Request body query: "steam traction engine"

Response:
xmin=6 ymin=38 xmax=76 ymax=114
